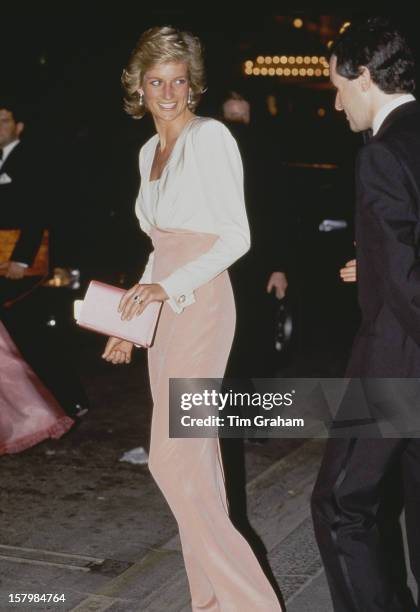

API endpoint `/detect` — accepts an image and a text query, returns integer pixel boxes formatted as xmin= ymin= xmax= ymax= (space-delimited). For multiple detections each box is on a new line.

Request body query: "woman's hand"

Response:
xmin=340 ymin=259 xmax=357 ymax=283
xmin=102 ymin=337 xmax=134 ymax=364
xmin=118 ymin=283 xmax=168 ymax=321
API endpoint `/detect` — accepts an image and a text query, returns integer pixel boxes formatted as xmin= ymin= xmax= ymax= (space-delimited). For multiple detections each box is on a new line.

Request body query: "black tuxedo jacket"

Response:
xmin=0 ymin=140 xmax=44 ymax=265
xmin=346 ymin=101 xmax=420 ymax=376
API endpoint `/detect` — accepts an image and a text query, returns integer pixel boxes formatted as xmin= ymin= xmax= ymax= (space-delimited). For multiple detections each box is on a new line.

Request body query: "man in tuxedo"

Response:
xmin=0 ymin=100 xmax=88 ymax=417
xmin=311 ymin=18 xmax=420 ymax=611
xmin=0 ymin=101 xmax=44 ymax=296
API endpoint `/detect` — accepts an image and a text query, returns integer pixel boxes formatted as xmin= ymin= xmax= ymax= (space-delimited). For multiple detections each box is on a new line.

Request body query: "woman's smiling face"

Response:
xmin=140 ymin=61 xmax=191 ymax=124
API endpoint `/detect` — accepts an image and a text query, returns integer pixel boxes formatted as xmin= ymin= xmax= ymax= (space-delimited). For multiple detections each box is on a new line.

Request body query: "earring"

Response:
xmin=138 ymin=92 xmax=144 ymax=106
xmin=188 ymin=90 xmax=193 ymax=106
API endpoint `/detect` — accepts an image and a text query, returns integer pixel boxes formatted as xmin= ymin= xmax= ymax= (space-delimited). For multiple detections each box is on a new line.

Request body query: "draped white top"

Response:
xmin=135 ymin=116 xmax=250 ymax=313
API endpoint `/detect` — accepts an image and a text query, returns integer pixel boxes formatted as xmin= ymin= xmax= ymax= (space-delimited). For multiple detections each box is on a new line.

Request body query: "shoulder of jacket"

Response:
xmin=189 ymin=117 xmax=235 ymax=147
xmin=3 ymin=142 xmax=23 ymax=161
xmin=356 ymin=140 xmax=406 ymax=181
xmin=357 ymin=139 xmax=390 ymax=161
xmin=190 ymin=116 xmax=230 ymax=136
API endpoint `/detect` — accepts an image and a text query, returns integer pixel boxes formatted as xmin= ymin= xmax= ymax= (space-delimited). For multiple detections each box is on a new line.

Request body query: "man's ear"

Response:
xmin=358 ymin=66 xmax=372 ymax=92
xmin=16 ymin=122 xmax=25 ymax=137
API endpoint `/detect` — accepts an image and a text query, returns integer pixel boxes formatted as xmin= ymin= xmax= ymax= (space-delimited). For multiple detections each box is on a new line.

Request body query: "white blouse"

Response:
xmin=135 ymin=116 xmax=250 ymax=313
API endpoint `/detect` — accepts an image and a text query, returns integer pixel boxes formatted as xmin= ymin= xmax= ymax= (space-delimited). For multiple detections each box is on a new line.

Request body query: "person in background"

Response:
xmin=0 ymin=98 xmax=87 ymax=419
xmin=0 ymin=100 xmax=44 ymax=291
xmin=0 ymin=319 xmax=74 ymax=455
xmin=0 ymin=100 xmax=74 ymax=450
xmin=222 ymin=90 xmax=290 ymax=380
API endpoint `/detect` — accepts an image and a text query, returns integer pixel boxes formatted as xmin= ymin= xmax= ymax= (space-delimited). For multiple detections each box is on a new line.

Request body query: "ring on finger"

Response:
xmin=133 ymin=295 xmax=144 ymax=303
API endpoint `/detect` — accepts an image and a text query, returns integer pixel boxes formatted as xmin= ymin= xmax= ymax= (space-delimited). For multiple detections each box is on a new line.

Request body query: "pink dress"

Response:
xmin=136 ymin=118 xmax=283 ymax=609
xmin=0 ymin=321 xmax=74 ymax=455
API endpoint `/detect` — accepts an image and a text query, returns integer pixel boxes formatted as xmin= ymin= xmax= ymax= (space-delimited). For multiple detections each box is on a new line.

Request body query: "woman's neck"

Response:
xmin=154 ymin=110 xmax=195 ymax=151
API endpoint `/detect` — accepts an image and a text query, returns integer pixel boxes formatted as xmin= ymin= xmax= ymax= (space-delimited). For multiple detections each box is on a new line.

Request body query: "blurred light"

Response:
xmin=293 ymin=18 xmax=303 ymax=28
xmin=239 ymin=59 xmax=341 ymax=79
xmin=317 ymin=108 xmax=326 ymax=117
xmin=267 ymin=95 xmax=278 ymax=116
xmin=39 ymin=55 xmax=47 ymax=66
xmin=46 ymin=317 xmax=57 ymax=327
xmin=339 ymin=21 xmax=351 ymax=34
xmin=45 ymin=267 xmax=80 ymax=289
xmin=73 ymin=300 xmax=83 ymax=321
xmin=327 ymin=40 xmax=334 ymax=49
xmin=69 ymin=269 xmax=80 ymax=290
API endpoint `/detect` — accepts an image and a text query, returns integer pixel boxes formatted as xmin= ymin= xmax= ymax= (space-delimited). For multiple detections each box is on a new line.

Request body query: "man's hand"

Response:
xmin=266 ymin=271 xmax=288 ymax=300
xmin=102 ymin=337 xmax=134 ymax=364
xmin=0 ymin=261 xmax=26 ymax=279
xmin=340 ymin=259 xmax=357 ymax=283
xmin=118 ymin=283 xmax=168 ymax=321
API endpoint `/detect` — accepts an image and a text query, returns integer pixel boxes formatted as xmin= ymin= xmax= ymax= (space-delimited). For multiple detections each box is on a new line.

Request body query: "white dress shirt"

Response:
xmin=135 ymin=117 xmax=250 ymax=313
xmin=0 ymin=138 xmax=20 ymax=171
xmin=372 ymin=93 xmax=416 ymax=136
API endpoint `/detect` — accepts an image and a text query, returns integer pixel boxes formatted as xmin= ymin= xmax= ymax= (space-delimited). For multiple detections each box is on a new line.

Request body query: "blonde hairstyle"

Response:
xmin=122 ymin=26 xmax=206 ymax=119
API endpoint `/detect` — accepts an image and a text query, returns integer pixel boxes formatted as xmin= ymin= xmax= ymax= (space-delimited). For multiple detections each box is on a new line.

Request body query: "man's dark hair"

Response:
xmin=0 ymin=97 xmax=24 ymax=123
xmin=330 ymin=17 xmax=416 ymax=94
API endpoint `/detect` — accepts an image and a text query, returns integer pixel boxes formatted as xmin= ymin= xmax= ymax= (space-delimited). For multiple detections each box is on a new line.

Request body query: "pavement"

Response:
xmin=1 ymin=331 xmax=415 ymax=611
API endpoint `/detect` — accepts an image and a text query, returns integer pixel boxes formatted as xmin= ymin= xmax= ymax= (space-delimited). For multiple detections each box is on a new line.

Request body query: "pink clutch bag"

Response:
xmin=76 ymin=280 xmax=161 ymax=347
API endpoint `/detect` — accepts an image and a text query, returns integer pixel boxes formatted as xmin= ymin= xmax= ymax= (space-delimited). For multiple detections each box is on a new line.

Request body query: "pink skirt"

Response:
xmin=0 ymin=321 xmax=74 ymax=455
xmin=145 ymin=227 xmax=282 ymax=610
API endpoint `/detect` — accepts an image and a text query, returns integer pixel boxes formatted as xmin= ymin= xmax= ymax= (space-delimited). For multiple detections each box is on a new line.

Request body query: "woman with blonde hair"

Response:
xmin=103 ymin=26 xmax=282 ymax=610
